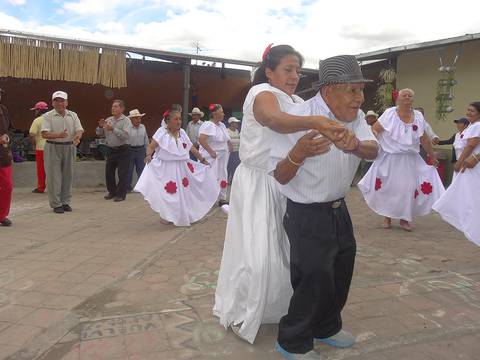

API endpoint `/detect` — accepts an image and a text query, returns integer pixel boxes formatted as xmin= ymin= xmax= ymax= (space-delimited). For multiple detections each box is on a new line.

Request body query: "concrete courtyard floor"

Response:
xmin=0 ymin=187 xmax=479 ymax=360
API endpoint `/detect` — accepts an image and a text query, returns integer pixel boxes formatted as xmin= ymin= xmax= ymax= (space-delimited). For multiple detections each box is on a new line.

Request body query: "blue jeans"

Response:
xmin=128 ymin=146 xmax=146 ymax=190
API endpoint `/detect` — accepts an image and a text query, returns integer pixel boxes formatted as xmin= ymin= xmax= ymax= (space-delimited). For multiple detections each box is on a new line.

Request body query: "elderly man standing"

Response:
xmin=126 ymin=109 xmax=149 ymax=191
xmin=97 ymin=100 xmax=130 ymax=202
xmin=0 ymin=88 xmax=14 ymax=226
xmin=41 ymin=91 xmax=83 ymax=214
xmin=186 ymin=107 xmax=204 ymax=148
xmin=270 ymin=55 xmax=379 ymax=359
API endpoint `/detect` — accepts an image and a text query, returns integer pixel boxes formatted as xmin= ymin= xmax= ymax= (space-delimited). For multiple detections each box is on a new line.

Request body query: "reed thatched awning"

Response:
xmin=0 ymin=35 xmax=126 ymax=88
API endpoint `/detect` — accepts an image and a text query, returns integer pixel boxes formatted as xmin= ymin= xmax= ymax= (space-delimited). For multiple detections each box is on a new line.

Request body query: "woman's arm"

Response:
xmin=253 ymin=92 xmax=347 ymax=142
xmin=455 ymin=137 xmax=480 ymax=171
xmin=190 ymin=146 xmax=208 ymax=165
xmin=198 ymin=134 xmax=217 ymax=158
xmin=144 ymin=139 xmax=158 ymax=164
xmin=420 ymin=134 xmax=439 ymax=166
xmin=460 ymin=151 xmax=480 ymax=172
xmin=274 ymin=131 xmax=331 ymax=185
xmin=437 ymin=133 xmax=455 ymax=145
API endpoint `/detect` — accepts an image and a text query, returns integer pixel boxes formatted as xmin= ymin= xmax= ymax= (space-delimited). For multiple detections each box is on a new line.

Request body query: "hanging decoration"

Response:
xmin=435 ymin=46 xmax=461 ymax=121
xmin=374 ymin=68 xmax=397 ymax=114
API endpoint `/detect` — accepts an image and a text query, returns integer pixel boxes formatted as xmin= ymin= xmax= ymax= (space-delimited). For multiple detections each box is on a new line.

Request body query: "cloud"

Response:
xmin=7 ymin=0 xmax=26 ymax=5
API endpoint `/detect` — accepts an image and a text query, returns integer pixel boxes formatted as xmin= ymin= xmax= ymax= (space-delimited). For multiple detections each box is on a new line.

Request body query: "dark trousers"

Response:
xmin=278 ymin=198 xmax=356 ymax=354
xmin=106 ymin=145 xmax=130 ymax=198
xmin=127 ymin=146 xmax=146 ymax=190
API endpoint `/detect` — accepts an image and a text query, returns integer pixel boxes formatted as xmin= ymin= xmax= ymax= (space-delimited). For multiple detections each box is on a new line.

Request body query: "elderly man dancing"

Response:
xmin=270 ymin=55 xmax=379 ymax=359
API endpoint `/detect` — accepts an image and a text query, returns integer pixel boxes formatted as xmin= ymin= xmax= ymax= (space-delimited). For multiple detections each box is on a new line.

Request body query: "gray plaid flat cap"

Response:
xmin=312 ymin=55 xmax=372 ymax=89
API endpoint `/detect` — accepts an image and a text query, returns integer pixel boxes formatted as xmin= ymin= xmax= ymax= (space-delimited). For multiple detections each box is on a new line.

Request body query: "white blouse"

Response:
xmin=198 ymin=120 xmax=230 ymax=154
xmin=463 ymin=121 xmax=480 ymax=154
xmin=152 ymin=127 xmax=192 ymax=161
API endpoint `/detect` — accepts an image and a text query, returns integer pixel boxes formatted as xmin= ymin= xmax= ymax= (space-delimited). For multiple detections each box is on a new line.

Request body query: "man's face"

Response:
xmin=325 ymin=83 xmax=365 ymax=122
xmin=365 ymin=115 xmax=377 ymax=126
xmin=192 ymin=114 xmax=200 ymax=123
xmin=52 ymin=98 xmax=67 ymax=113
xmin=131 ymin=116 xmax=142 ymax=127
xmin=111 ymin=102 xmax=124 ymax=117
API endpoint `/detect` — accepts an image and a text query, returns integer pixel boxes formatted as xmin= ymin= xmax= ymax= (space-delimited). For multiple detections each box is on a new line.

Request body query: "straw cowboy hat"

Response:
xmin=128 ymin=109 xmax=145 ymax=118
xmin=365 ymin=110 xmax=379 ymax=118
xmin=189 ymin=107 xmax=204 ymax=117
xmin=228 ymin=117 xmax=241 ymax=124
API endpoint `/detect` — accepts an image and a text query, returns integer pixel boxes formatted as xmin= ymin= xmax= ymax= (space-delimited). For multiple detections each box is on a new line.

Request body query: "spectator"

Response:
xmin=437 ymin=117 xmax=470 ymax=163
xmin=127 ymin=109 xmax=149 ymax=191
xmin=29 ymin=101 xmax=49 ymax=193
xmin=226 ymin=116 xmax=241 ymax=183
xmin=0 ymin=88 xmax=14 ymax=226
xmin=186 ymin=107 xmax=204 ymax=152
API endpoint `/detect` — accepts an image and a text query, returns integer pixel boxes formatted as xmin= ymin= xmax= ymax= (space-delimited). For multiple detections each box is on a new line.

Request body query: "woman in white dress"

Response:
xmin=198 ymin=104 xmax=232 ymax=206
xmin=433 ymin=101 xmax=480 ymax=245
xmin=134 ymin=110 xmax=219 ymax=226
xmin=358 ymin=88 xmax=445 ymax=231
xmin=213 ymin=44 xmax=347 ymax=344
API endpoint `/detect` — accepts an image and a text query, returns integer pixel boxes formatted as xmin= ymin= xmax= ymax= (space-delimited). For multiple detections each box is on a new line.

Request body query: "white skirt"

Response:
xmin=204 ymin=150 xmax=229 ymax=201
xmin=213 ymin=163 xmax=292 ymax=343
xmin=358 ymin=152 xmax=445 ymax=221
xmin=134 ymin=158 xmax=219 ymax=226
xmin=433 ymin=166 xmax=480 ymax=246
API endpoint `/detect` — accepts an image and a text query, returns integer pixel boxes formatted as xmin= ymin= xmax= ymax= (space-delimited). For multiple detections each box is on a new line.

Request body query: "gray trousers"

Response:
xmin=44 ymin=142 xmax=75 ymax=208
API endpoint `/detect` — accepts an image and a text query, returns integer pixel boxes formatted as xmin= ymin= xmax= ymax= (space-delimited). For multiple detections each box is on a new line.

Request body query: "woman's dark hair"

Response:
xmin=469 ymin=101 xmax=480 ymax=113
xmin=252 ymin=45 xmax=304 ymax=85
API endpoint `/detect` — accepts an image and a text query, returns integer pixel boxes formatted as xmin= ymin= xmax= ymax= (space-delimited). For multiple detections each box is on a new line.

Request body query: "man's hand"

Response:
xmin=58 ymin=129 xmax=68 ymax=139
xmin=98 ymin=118 xmax=106 ymax=128
xmin=290 ymin=130 xmax=332 ymax=163
xmin=333 ymin=129 xmax=358 ymax=152
xmin=314 ymin=117 xmax=347 ymax=142
xmin=460 ymin=155 xmax=479 ymax=172
xmin=0 ymin=134 xmax=9 ymax=145
xmin=73 ymin=134 xmax=81 ymax=146
xmin=104 ymin=122 xmax=113 ymax=131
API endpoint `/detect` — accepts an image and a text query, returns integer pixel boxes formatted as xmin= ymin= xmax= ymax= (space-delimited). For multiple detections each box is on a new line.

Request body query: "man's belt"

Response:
xmin=130 ymin=145 xmax=145 ymax=149
xmin=47 ymin=141 xmax=73 ymax=145
xmin=287 ymin=198 xmax=344 ymax=209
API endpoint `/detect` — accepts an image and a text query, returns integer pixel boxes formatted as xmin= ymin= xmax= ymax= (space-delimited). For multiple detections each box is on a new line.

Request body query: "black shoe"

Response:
xmin=114 ymin=196 xmax=125 ymax=202
xmin=32 ymin=188 xmax=44 ymax=193
xmin=53 ymin=206 xmax=64 ymax=214
xmin=104 ymin=193 xmax=115 ymax=200
xmin=218 ymin=200 xmax=229 ymax=207
xmin=0 ymin=218 xmax=12 ymax=226
xmin=62 ymin=204 xmax=72 ymax=212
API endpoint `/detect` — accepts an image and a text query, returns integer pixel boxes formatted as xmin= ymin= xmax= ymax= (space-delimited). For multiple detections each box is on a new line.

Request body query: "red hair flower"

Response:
xmin=420 ymin=181 xmax=433 ymax=195
xmin=220 ymin=180 xmax=228 ymax=189
xmin=262 ymin=43 xmax=273 ymax=61
xmin=182 ymin=143 xmax=187 ymax=149
xmin=412 ymin=124 xmax=418 ymax=131
xmin=374 ymin=177 xmax=382 ymax=191
xmin=187 ymin=162 xmax=195 ymax=173
xmin=414 ymin=189 xmax=419 ymax=199
xmin=163 ymin=109 xmax=170 ymax=118
xmin=164 ymin=181 xmax=177 ymax=194
xmin=182 ymin=177 xmax=189 ymax=188
xmin=209 ymin=103 xmax=219 ymax=112
xmin=391 ymin=89 xmax=399 ymax=103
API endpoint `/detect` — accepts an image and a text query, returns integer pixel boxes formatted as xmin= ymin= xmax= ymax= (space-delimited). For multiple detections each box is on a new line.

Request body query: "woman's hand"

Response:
xmin=453 ymin=161 xmax=462 ymax=172
xmin=144 ymin=154 xmax=152 ymax=164
xmin=209 ymin=150 xmax=217 ymax=159
xmin=200 ymin=158 xmax=210 ymax=166
xmin=290 ymin=130 xmax=332 ymax=163
xmin=429 ymin=154 xmax=439 ymax=168
xmin=460 ymin=154 xmax=479 ymax=172
xmin=314 ymin=117 xmax=348 ymax=142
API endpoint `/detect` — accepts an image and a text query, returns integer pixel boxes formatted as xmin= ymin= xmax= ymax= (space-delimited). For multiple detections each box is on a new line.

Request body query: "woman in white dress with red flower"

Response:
xmin=433 ymin=101 xmax=480 ymax=246
xmin=358 ymin=88 xmax=445 ymax=231
xmin=198 ymin=104 xmax=232 ymax=206
xmin=135 ymin=110 xmax=219 ymax=226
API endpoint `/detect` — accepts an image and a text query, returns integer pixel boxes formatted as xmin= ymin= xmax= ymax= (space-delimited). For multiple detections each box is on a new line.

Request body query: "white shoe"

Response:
xmin=220 ymin=204 xmax=229 ymax=214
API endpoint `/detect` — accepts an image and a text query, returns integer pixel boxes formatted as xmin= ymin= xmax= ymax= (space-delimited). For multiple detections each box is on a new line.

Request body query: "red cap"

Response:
xmin=30 ymin=101 xmax=48 ymax=111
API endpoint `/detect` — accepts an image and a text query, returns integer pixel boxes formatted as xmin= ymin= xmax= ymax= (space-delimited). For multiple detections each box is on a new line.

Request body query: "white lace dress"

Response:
xmin=358 ymin=107 xmax=445 ymax=221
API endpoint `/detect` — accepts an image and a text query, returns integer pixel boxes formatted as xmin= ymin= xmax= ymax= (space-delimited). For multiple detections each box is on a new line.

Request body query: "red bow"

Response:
xmin=163 ymin=110 xmax=170 ymax=118
xmin=262 ymin=43 xmax=273 ymax=61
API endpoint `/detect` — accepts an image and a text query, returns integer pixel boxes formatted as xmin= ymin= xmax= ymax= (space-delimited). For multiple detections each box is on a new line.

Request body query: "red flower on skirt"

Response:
xmin=374 ymin=177 xmax=382 ymax=191
xmin=220 ymin=180 xmax=228 ymax=189
xmin=414 ymin=189 xmax=419 ymax=199
xmin=412 ymin=124 xmax=418 ymax=131
xmin=182 ymin=177 xmax=189 ymax=188
xmin=182 ymin=143 xmax=187 ymax=149
xmin=420 ymin=181 xmax=433 ymax=195
xmin=187 ymin=162 xmax=195 ymax=173
xmin=164 ymin=181 xmax=177 ymax=194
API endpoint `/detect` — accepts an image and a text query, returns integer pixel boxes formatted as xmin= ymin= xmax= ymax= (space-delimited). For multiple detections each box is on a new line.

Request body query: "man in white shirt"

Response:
xmin=186 ymin=107 xmax=204 ymax=160
xmin=270 ymin=55 xmax=379 ymax=359
xmin=41 ymin=91 xmax=84 ymax=213
xmin=126 ymin=109 xmax=149 ymax=191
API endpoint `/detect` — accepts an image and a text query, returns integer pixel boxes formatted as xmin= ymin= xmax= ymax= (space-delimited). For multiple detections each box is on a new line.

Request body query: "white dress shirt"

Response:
xmin=186 ymin=120 xmax=204 ymax=146
xmin=128 ymin=123 xmax=149 ymax=147
xmin=269 ymin=93 xmax=377 ymax=203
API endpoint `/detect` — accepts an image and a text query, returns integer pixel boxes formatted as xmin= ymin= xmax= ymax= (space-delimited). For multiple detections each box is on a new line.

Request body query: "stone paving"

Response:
xmin=0 ymin=187 xmax=479 ymax=359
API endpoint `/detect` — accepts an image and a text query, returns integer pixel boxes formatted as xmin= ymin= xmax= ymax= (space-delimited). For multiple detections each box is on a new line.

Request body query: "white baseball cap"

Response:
xmin=228 ymin=117 xmax=241 ymax=124
xmin=52 ymin=91 xmax=68 ymax=100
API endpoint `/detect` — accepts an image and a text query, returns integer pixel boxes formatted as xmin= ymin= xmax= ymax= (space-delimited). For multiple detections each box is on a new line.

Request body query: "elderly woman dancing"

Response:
xmin=433 ymin=101 xmax=480 ymax=245
xmin=134 ymin=110 xmax=219 ymax=226
xmin=358 ymin=88 xmax=445 ymax=231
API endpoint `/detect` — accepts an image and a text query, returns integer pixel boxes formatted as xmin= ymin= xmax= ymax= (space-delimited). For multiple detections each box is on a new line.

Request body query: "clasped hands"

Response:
xmin=98 ymin=118 xmax=113 ymax=131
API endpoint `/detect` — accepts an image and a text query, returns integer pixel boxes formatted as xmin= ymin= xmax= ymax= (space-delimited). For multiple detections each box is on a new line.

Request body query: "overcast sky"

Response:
xmin=1 ymin=0 xmax=479 ymax=68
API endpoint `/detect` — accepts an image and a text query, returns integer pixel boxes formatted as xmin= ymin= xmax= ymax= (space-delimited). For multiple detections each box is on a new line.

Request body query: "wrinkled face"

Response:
xmin=229 ymin=122 xmax=238 ymax=130
xmin=365 ymin=115 xmax=377 ymax=126
xmin=167 ymin=112 xmax=182 ymax=132
xmin=265 ymin=54 xmax=301 ymax=96
xmin=52 ymin=98 xmax=67 ymax=114
xmin=192 ymin=114 xmax=201 ymax=122
xmin=396 ymin=90 xmax=414 ymax=108
xmin=131 ymin=116 xmax=142 ymax=127
xmin=466 ymin=105 xmax=480 ymax=123
xmin=212 ymin=107 xmax=224 ymax=122
xmin=111 ymin=102 xmax=124 ymax=117
xmin=324 ymin=83 xmax=365 ymax=122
